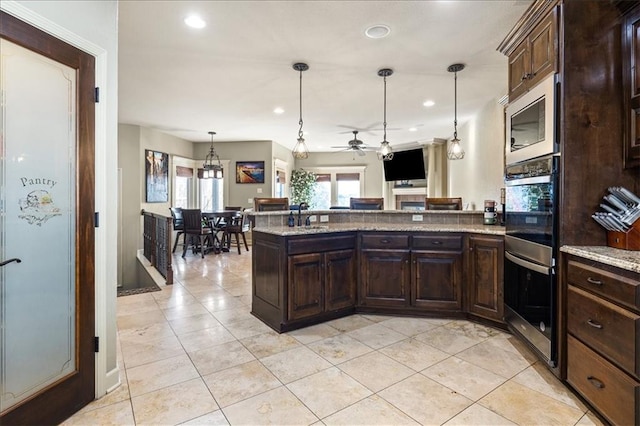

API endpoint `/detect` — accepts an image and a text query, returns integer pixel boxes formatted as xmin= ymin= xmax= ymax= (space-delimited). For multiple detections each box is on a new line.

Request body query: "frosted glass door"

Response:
xmin=0 ymin=39 xmax=77 ymax=412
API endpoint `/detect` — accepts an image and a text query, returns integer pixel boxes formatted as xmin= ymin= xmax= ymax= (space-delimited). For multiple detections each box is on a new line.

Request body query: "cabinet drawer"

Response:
xmin=567 ymin=334 xmax=640 ymax=426
xmin=412 ymin=234 xmax=463 ymax=251
xmin=288 ymin=233 xmax=355 ymax=255
xmin=567 ymin=285 xmax=640 ymax=377
xmin=567 ymin=259 xmax=640 ymax=312
xmin=360 ymin=233 xmax=409 ymax=249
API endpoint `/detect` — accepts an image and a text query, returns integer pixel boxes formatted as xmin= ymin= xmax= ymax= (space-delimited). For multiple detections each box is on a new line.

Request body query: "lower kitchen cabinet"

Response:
xmin=359 ymin=249 xmax=410 ymax=308
xmin=467 ymin=234 xmax=504 ymax=322
xmin=412 ymin=252 xmax=463 ymax=311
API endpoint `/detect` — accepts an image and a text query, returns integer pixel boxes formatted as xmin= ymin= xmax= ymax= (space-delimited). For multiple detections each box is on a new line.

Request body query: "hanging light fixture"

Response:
xmin=377 ymin=68 xmax=394 ymax=161
xmin=203 ymin=131 xmax=223 ymax=179
xmin=447 ymin=63 xmax=465 ymax=160
xmin=292 ymin=62 xmax=310 ymax=159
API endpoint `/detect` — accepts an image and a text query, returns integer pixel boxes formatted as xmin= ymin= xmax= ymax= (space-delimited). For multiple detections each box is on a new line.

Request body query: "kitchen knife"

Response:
xmin=604 ymin=194 xmax=629 ymax=213
xmin=592 ymin=214 xmax=615 ymax=231
xmin=609 ymin=187 xmax=636 ymax=206
xmin=619 ymin=187 xmax=640 ymax=205
xmin=600 ymin=203 xmax=622 ymax=217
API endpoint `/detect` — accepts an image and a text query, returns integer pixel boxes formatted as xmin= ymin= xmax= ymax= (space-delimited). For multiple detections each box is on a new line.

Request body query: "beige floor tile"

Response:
xmin=512 ymin=362 xmax=588 ymax=411
xmin=60 ymin=399 xmax=134 ymax=426
xmin=203 ymin=360 xmax=282 ymax=408
xmin=201 ymin=295 xmax=246 ymax=313
xmin=240 ymin=330 xmax=302 ymax=358
xmin=479 ymin=380 xmax=584 ymax=425
xmin=443 ymin=403 xmax=517 ymax=425
xmin=126 ymin=353 xmax=199 ymax=397
xmin=422 ymin=356 xmax=506 ymax=401
xmin=179 ymin=409 xmax=229 ymax=425
xmin=117 ymin=310 xmax=167 ymax=331
xmin=456 ymin=339 xmax=534 ymax=379
xmin=117 ymin=298 xmax=159 ymax=317
xmin=120 ymin=333 xmax=185 ymax=369
xmin=224 ymin=316 xmax=275 ymax=339
xmin=221 ymin=386 xmax=318 ymax=425
xmin=162 ymin=302 xmax=210 ymax=321
xmin=287 ymin=367 xmax=372 ymax=418
xmin=380 ymin=337 xmax=450 ymax=371
xmin=74 ymin=379 xmax=131 ymax=415
xmin=131 ymin=378 xmax=218 ymax=425
xmin=346 ymin=323 xmax=407 ymax=349
xmin=378 ymin=316 xmax=439 ymax=336
xmin=307 ymin=334 xmax=373 ymax=365
xmin=177 ymin=324 xmax=237 ymax=352
xmin=221 ymin=282 xmax=251 ymax=297
xmin=444 ymin=320 xmax=504 ymax=340
xmin=359 ymin=314 xmax=393 ymax=323
xmin=153 ymin=292 xmax=198 ymax=310
xmin=189 ymin=340 xmax=256 ymax=376
xmin=322 ymin=395 xmax=420 ymax=425
xmin=169 ymin=312 xmax=222 ymax=335
xmin=575 ymin=411 xmax=607 ymax=426
xmin=212 ymin=307 xmax=256 ymax=325
xmin=378 ymin=374 xmax=472 ymax=425
xmin=338 ymin=351 xmax=414 ymax=392
xmin=261 ymin=346 xmax=332 ymax=384
xmin=117 ymin=322 xmax=176 ymax=345
xmin=325 ymin=314 xmax=375 ymax=332
xmin=414 ymin=325 xmax=485 ymax=355
xmin=286 ymin=322 xmax=341 ymax=345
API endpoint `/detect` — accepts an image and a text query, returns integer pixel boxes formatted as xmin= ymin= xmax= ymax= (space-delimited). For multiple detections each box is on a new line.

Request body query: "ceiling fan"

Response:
xmin=331 ymin=131 xmax=373 ymax=156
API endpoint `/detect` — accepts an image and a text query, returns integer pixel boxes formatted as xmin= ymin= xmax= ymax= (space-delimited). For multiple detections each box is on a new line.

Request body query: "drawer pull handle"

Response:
xmin=380 ymin=239 xmax=390 ymax=244
xmin=587 ymin=277 xmax=603 ymax=286
xmin=587 ymin=376 xmax=605 ymax=389
xmin=431 ymin=241 xmax=443 ymax=245
xmin=587 ymin=319 xmax=603 ymax=329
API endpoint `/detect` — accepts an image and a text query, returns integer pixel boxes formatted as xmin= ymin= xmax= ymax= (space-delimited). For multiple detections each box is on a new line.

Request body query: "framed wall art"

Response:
xmin=145 ymin=149 xmax=169 ymax=202
xmin=236 ymin=161 xmax=265 ymax=184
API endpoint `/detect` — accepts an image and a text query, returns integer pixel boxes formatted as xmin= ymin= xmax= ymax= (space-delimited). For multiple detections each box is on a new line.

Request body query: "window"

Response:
xmin=174 ymin=166 xmax=193 ymax=208
xmin=199 ymin=173 xmax=224 ymax=212
xmin=275 ymin=170 xmax=286 ymax=198
xmin=307 ymin=167 xmax=365 ymax=208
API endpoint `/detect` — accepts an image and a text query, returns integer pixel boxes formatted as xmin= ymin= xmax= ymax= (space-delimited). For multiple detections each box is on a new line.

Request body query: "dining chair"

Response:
xmin=223 ymin=210 xmax=250 ymax=254
xmin=181 ymin=209 xmax=214 ymax=258
xmin=349 ymin=197 xmax=384 ymax=210
xmin=425 ymin=197 xmax=462 ymax=210
xmin=169 ymin=207 xmax=185 ymax=253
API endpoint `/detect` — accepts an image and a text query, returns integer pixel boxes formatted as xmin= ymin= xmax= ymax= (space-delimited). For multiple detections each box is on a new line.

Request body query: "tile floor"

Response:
xmin=63 ymin=248 xmax=603 ymax=426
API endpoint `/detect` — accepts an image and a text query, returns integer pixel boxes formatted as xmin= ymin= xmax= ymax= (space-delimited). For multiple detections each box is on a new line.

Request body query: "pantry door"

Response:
xmin=0 ymin=11 xmax=95 ymax=425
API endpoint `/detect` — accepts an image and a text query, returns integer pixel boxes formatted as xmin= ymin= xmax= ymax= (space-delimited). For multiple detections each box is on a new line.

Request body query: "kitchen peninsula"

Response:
xmin=249 ymin=209 xmax=505 ymax=333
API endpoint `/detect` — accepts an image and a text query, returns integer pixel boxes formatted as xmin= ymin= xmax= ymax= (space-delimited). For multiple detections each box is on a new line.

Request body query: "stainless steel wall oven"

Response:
xmin=504 ymin=155 xmax=559 ymax=367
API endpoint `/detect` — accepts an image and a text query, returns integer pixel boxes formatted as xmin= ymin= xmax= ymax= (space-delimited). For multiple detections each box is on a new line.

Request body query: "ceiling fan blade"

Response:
xmin=356 ymin=149 xmax=366 ymax=156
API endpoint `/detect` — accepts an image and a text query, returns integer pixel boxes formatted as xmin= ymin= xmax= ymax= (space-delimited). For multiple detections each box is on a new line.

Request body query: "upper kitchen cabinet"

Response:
xmin=499 ymin=1 xmax=559 ymax=103
xmin=622 ymin=5 xmax=640 ymax=168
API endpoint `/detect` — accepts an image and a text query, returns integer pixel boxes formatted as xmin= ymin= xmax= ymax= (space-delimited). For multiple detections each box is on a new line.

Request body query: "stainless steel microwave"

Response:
xmin=505 ymin=75 xmax=558 ymax=165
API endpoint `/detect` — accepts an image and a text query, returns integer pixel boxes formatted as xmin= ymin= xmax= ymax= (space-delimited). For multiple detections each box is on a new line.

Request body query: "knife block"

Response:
xmin=607 ymin=218 xmax=640 ymax=251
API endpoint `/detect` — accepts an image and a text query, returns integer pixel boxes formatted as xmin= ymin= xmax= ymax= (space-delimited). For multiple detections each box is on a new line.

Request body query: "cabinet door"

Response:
xmin=325 ymin=249 xmax=357 ymax=312
xmin=467 ymin=235 xmax=504 ymax=322
xmin=359 ymin=250 xmax=410 ymax=308
xmin=288 ymin=253 xmax=324 ymax=321
xmin=623 ymin=6 xmax=640 ymax=168
xmin=412 ymin=251 xmax=462 ymax=311
xmin=527 ymin=11 xmax=557 ymax=90
xmin=508 ymin=41 xmax=529 ymax=101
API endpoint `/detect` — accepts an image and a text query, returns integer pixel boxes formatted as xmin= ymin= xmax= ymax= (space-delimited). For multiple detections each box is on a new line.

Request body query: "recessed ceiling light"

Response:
xmin=423 ymin=100 xmax=435 ymax=107
xmin=273 ymin=107 xmax=284 ymax=114
xmin=365 ymin=25 xmax=391 ymax=39
xmin=184 ymin=15 xmax=206 ymax=29
xmin=409 ymin=127 xmax=418 ymax=132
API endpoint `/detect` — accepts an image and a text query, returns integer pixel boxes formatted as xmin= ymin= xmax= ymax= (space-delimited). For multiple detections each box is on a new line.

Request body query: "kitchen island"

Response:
xmin=248 ymin=210 xmax=506 ymax=333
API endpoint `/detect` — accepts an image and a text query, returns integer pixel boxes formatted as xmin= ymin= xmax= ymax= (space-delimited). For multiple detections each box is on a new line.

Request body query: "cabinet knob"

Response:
xmin=587 ymin=319 xmax=603 ymax=329
xmin=586 ymin=376 xmax=605 ymax=389
xmin=380 ymin=239 xmax=390 ymax=244
xmin=586 ymin=277 xmax=603 ymax=286
xmin=432 ymin=241 xmax=443 ymax=245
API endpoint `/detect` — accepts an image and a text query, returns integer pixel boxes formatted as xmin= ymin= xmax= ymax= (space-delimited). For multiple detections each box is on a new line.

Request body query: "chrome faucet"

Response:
xmin=297 ymin=202 xmax=308 ymax=226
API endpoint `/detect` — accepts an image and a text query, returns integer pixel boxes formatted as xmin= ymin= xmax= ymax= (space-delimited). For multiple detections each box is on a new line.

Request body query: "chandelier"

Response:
xmin=203 ymin=131 xmax=223 ymax=179
xmin=447 ymin=63 xmax=465 ymax=160
xmin=292 ymin=62 xmax=310 ymax=159
xmin=377 ymin=68 xmax=394 ymax=161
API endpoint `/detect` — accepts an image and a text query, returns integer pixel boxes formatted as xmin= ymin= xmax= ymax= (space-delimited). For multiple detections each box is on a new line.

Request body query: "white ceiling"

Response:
xmin=118 ymin=0 xmax=532 ymax=152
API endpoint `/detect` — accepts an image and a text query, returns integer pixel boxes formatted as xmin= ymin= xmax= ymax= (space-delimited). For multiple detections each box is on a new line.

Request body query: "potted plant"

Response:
xmin=290 ymin=169 xmax=316 ymax=207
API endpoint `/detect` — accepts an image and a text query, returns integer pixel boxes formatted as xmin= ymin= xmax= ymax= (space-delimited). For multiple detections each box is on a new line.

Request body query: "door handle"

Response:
xmin=587 ymin=319 xmax=603 ymax=329
xmin=0 ymin=258 xmax=22 ymax=267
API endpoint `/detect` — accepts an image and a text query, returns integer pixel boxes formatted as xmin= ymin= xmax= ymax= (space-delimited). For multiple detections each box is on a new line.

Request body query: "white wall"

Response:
xmin=448 ymin=97 xmax=505 ymax=210
xmin=7 ymin=0 xmax=119 ymax=396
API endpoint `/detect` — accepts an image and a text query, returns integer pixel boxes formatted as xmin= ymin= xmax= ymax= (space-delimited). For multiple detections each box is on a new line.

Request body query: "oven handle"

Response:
xmin=505 ymin=251 xmax=551 ymax=275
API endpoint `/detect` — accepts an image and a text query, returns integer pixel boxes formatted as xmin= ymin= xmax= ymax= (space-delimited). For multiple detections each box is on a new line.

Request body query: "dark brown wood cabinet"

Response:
xmin=563 ymin=254 xmax=640 ymax=426
xmin=623 ymin=5 xmax=640 ymax=168
xmin=467 ymin=234 xmax=505 ymax=322
xmin=507 ymin=8 xmax=557 ymax=102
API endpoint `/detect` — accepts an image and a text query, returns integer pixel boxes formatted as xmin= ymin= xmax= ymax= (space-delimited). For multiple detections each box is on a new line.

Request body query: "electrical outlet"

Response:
xmin=320 ymin=215 xmax=329 ymax=223
xmin=248 ymin=198 xmax=253 ymax=204
xmin=412 ymin=214 xmax=424 ymax=221
xmin=257 ymin=188 xmax=262 ymax=193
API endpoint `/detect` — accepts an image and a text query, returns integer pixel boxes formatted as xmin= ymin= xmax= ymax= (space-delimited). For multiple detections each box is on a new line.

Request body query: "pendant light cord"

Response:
xmin=298 ymin=69 xmax=304 ymax=139
xmin=383 ymin=75 xmax=388 ymax=142
xmin=453 ymin=70 xmax=458 ymax=140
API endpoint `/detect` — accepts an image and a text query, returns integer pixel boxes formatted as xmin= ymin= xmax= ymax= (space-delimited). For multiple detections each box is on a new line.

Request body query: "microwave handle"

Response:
xmin=505 ymin=251 xmax=550 ymax=275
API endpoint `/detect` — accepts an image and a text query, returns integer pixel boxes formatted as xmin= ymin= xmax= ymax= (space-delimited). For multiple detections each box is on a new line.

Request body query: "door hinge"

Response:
xmin=94 ymin=212 xmax=99 ymax=228
xmin=94 ymin=336 xmax=99 ymax=352
xmin=94 ymin=87 xmax=100 ymax=103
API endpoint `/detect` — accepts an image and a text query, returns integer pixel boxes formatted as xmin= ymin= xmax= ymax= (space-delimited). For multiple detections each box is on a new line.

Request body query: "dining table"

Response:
xmin=201 ymin=210 xmax=243 ymax=252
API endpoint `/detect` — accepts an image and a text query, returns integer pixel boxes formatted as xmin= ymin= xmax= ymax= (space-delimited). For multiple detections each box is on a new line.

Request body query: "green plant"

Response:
xmin=290 ymin=169 xmax=316 ymax=207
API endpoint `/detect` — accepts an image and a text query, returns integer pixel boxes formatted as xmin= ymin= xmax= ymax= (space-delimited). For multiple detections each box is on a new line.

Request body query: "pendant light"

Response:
xmin=377 ymin=68 xmax=394 ymax=161
xmin=203 ymin=131 xmax=223 ymax=179
xmin=447 ymin=63 xmax=465 ymax=160
xmin=292 ymin=62 xmax=310 ymax=159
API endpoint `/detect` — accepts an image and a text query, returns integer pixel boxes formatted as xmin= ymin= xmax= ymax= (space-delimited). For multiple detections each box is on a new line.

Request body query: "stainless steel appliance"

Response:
xmin=504 ymin=155 xmax=559 ymax=367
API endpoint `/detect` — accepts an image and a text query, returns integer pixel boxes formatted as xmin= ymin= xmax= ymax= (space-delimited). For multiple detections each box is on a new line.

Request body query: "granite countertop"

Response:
xmin=560 ymin=246 xmax=640 ymax=274
xmin=252 ymin=222 xmax=505 ymax=236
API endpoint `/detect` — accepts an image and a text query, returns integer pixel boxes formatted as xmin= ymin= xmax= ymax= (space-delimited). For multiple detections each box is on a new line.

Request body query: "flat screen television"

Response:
xmin=383 ymin=148 xmax=426 ymax=182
